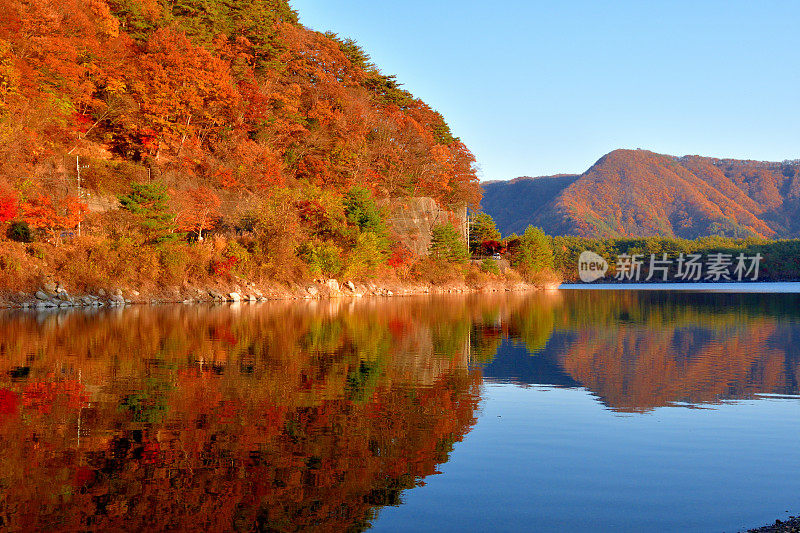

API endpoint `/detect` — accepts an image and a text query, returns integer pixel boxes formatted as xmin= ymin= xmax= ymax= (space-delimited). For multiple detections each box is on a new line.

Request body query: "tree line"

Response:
xmin=467 ymin=211 xmax=800 ymax=283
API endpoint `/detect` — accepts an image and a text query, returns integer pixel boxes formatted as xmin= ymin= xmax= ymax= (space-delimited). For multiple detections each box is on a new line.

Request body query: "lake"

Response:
xmin=0 ymin=288 xmax=798 ymax=531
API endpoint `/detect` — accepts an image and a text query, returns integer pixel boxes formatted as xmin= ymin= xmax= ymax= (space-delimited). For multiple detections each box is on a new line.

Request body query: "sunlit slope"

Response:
xmin=482 ymin=149 xmax=800 ymax=238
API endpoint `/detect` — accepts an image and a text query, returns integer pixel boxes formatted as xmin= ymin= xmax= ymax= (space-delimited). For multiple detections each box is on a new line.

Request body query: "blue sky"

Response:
xmin=289 ymin=0 xmax=800 ymax=181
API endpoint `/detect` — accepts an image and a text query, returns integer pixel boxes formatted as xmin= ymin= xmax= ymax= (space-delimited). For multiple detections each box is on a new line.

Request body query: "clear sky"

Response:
xmin=289 ymin=0 xmax=800 ymax=182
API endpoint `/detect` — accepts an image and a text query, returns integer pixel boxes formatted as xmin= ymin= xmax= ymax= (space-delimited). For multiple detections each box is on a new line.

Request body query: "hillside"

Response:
xmin=481 ymin=174 xmax=578 ymax=236
xmin=482 ymin=149 xmax=800 ymax=238
xmin=0 ymin=0 xmax=479 ymax=206
xmin=0 ymin=0 xmax=489 ymax=297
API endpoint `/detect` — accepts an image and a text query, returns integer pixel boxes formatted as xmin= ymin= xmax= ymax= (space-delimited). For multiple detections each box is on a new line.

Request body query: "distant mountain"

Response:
xmin=481 ymin=149 xmax=800 ymax=238
xmin=480 ymin=174 xmax=579 ymax=236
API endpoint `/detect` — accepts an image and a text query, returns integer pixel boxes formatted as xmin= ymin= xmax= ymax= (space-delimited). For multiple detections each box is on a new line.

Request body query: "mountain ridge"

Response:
xmin=481 ymin=149 xmax=800 ymax=239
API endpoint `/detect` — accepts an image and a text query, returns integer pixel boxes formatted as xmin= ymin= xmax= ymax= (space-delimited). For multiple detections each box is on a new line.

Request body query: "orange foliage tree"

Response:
xmin=174 ymin=186 xmax=221 ymax=240
xmin=132 ymin=28 xmax=240 ymax=159
xmin=22 ymin=194 xmax=87 ymax=242
xmin=0 ymin=0 xmax=484 ymax=272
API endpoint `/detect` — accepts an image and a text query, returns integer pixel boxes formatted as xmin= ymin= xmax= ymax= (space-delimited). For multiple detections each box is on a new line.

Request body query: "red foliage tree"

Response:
xmin=387 ymin=244 xmax=413 ymax=268
xmin=480 ymin=240 xmax=504 ymax=255
xmin=133 ymin=28 xmax=240 ymax=159
xmin=0 ymin=185 xmax=17 ymax=223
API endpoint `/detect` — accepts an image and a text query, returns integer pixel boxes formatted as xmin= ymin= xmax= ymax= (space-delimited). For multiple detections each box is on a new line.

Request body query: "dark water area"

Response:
xmin=0 ymin=290 xmax=798 ymax=531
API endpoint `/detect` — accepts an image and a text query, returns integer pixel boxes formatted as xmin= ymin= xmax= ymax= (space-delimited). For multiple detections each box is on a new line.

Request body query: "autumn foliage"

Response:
xmin=0 ymin=184 xmax=16 ymax=223
xmin=21 ymin=194 xmax=87 ymax=242
xmin=174 ymin=186 xmax=221 ymax=239
xmin=0 ymin=0 xmax=480 ymax=204
xmin=0 ymin=0 xmax=481 ymax=282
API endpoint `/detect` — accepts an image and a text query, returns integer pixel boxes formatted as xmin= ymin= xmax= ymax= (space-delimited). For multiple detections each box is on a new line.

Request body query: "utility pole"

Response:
xmin=464 ymin=204 xmax=470 ymax=246
xmin=76 ymin=156 xmax=89 ymax=237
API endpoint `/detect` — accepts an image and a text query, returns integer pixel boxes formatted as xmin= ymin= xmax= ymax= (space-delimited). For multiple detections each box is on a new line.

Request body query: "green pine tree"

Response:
xmin=118 ymin=182 xmax=177 ymax=243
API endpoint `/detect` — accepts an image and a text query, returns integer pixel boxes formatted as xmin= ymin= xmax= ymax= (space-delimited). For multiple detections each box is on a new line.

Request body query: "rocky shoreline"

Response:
xmin=0 ymin=277 xmax=546 ymax=310
xmin=748 ymin=516 xmax=800 ymax=533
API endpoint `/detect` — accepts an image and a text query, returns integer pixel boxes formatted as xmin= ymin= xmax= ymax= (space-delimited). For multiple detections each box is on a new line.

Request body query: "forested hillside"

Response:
xmin=0 ymin=0 xmax=479 ymax=204
xmin=482 ymin=149 xmax=800 ymax=239
xmin=0 ymin=0 xmax=487 ymax=295
xmin=481 ymin=174 xmax=578 ymax=236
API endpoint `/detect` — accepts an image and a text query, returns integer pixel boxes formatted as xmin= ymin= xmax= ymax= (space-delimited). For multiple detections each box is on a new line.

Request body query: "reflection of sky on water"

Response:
xmin=373 ymin=384 xmax=800 ymax=533
xmin=377 ymin=289 xmax=800 ymax=531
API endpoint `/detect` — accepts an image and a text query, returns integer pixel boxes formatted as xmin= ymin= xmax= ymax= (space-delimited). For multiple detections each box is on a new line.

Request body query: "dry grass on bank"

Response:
xmin=0 ymin=238 xmax=535 ymax=302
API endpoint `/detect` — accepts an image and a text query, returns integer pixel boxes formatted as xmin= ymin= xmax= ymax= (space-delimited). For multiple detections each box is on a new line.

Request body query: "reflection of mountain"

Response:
xmin=481 ymin=337 xmax=580 ymax=388
xmin=2 ymin=290 xmax=800 ymax=527
xmin=483 ymin=291 xmax=800 ymax=412
xmin=557 ymin=322 xmax=800 ymax=412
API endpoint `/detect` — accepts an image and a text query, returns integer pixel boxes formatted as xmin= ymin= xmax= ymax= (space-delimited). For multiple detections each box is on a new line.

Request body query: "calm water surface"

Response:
xmin=0 ymin=289 xmax=798 ymax=531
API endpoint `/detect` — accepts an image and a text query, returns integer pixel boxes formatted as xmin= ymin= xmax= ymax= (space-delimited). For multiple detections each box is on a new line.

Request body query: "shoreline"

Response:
xmin=0 ymin=278 xmax=547 ymax=311
xmin=6 ymin=279 xmax=800 ymax=310
xmin=559 ymin=281 xmax=800 ymax=292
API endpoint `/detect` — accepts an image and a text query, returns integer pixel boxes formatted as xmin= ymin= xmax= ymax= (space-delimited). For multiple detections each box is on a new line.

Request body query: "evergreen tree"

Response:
xmin=513 ymin=225 xmax=553 ymax=273
xmin=430 ymin=223 xmax=469 ymax=263
xmin=344 ymin=187 xmax=384 ymax=234
xmin=469 ymin=212 xmax=501 ymax=253
xmin=119 ymin=182 xmax=176 ymax=243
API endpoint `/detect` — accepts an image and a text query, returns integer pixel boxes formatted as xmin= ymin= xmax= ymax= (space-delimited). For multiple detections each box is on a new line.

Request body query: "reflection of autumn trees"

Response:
xmin=505 ymin=294 xmax=560 ymax=355
xmin=0 ymin=299 xmax=497 ymax=530
xmin=467 ymin=290 xmax=800 ymax=413
xmin=1 ymin=291 xmax=799 ymax=527
xmin=0 ymin=375 xmax=480 ymax=530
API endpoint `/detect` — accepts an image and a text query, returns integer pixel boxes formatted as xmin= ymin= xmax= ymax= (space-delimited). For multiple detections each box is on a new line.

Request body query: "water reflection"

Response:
xmin=0 ymin=291 xmax=799 ymax=529
xmin=0 ymin=300 xmax=483 ymax=531
xmin=482 ymin=291 xmax=800 ymax=412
